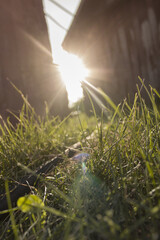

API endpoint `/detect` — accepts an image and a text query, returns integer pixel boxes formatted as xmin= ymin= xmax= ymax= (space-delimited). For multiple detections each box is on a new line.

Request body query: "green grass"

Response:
xmin=0 ymin=81 xmax=160 ymax=240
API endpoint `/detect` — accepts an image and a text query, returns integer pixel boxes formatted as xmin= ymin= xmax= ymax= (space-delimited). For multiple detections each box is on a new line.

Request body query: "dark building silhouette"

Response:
xmin=63 ymin=0 xmax=160 ymax=108
xmin=0 ymin=0 xmax=68 ymax=120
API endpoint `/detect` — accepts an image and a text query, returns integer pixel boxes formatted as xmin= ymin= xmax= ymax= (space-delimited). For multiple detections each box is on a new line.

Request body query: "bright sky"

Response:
xmin=42 ymin=0 xmax=81 ymax=63
xmin=42 ymin=0 xmax=89 ymax=107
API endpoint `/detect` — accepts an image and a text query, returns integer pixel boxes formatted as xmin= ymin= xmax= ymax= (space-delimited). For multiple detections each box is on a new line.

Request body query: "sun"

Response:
xmin=58 ymin=50 xmax=89 ymax=107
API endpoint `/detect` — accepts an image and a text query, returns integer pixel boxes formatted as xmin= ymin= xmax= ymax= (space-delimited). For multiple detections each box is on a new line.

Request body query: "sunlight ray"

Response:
xmin=83 ymin=79 xmax=102 ymax=93
xmin=85 ymin=86 xmax=107 ymax=111
xmin=19 ymin=28 xmax=53 ymax=59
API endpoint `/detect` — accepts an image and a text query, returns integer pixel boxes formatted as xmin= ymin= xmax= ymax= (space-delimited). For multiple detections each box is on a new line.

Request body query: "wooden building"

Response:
xmin=63 ymin=0 xmax=160 ymax=106
xmin=0 ymin=0 xmax=68 ymax=121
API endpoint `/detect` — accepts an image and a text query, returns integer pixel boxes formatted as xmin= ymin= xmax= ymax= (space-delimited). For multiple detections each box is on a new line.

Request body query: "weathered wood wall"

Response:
xmin=63 ymin=0 xmax=160 ymax=105
xmin=0 ymin=0 xmax=68 ymax=121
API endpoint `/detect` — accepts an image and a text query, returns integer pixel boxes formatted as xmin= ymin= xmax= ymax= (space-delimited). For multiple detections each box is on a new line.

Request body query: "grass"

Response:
xmin=0 ymin=80 xmax=160 ymax=240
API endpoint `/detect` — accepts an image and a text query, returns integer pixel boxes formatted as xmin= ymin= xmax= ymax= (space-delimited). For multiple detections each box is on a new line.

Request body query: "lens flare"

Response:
xmin=72 ymin=152 xmax=90 ymax=174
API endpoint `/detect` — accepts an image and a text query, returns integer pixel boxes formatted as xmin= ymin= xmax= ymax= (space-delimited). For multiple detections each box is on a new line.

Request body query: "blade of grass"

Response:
xmin=5 ymin=180 xmax=20 ymax=239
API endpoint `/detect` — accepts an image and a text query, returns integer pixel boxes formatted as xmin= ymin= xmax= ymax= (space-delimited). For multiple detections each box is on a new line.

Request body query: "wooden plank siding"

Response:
xmin=63 ymin=0 xmax=160 ymax=106
xmin=0 ymin=0 xmax=68 ymax=121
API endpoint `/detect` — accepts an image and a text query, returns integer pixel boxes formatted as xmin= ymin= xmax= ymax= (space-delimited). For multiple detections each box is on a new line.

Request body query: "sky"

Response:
xmin=42 ymin=0 xmax=81 ymax=63
xmin=42 ymin=0 xmax=87 ymax=107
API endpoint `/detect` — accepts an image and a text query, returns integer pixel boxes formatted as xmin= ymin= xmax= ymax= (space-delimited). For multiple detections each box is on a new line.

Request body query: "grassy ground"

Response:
xmin=0 ymin=81 xmax=160 ymax=240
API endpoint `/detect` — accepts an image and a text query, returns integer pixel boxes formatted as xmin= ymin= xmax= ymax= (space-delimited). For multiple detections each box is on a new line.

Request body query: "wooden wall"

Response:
xmin=63 ymin=0 xmax=160 ymax=105
xmin=0 ymin=0 xmax=68 ymax=121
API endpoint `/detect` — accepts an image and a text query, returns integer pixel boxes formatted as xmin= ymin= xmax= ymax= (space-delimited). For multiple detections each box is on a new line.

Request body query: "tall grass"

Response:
xmin=0 ymin=81 xmax=160 ymax=240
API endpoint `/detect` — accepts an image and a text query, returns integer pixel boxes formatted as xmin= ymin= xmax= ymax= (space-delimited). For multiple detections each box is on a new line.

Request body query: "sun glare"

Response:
xmin=58 ymin=50 xmax=89 ymax=107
